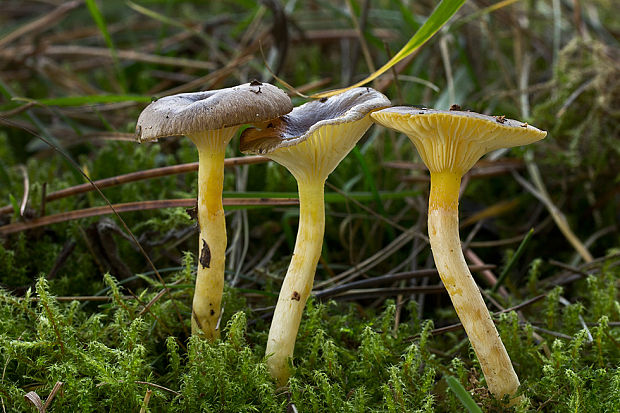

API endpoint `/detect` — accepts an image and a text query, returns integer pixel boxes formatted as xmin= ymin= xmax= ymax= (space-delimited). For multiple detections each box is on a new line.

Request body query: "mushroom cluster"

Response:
xmin=135 ymin=84 xmax=546 ymax=401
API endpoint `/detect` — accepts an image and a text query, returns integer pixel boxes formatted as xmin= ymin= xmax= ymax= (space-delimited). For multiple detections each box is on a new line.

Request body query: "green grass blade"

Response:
xmin=454 ymin=0 xmax=520 ymax=28
xmin=492 ymin=228 xmax=535 ymax=292
xmin=0 ymin=77 xmax=12 ymax=100
xmin=127 ymin=1 xmax=209 ymax=43
xmin=8 ymin=194 xmax=19 ymax=220
xmin=85 ymin=0 xmax=112 ymax=49
xmin=85 ymin=0 xmax=126 ymax=91
xmin=313 ymin=0 xmax=466 ymax=98
xmin=397 ymin=0 xmax=421 ymax=31
xmin=446 ymin=376 xmax=483 ymax=413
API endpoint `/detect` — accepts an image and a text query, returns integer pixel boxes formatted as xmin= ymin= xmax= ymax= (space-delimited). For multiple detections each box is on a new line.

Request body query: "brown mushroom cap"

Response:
xmin=239 ymin=87 xmax=391 ymax=155
xmin=371 ymin=107 xmax=547 ymax=174
xmin=135 ymin=82 xmax=293 ymax=142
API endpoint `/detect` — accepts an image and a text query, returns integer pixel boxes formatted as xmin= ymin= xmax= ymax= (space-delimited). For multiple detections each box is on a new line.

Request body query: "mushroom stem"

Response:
xmin=189 ymin=127 xmax=236 ymax=340
xmin=428 ymin=171 xmax=520 ymax=399
xmin=266 ymin=178 xmax=325 ymax=386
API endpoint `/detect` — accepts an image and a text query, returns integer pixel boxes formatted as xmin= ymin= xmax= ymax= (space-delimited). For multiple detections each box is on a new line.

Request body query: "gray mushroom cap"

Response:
xmin=136 ymin=82 xmax=293 ymax=142
xmin=240 ymin=87 xmax=391 ymax=155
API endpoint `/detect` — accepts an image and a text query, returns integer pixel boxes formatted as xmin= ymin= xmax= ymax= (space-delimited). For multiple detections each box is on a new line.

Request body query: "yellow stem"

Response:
xmin=189 ymin=128 xmax=235 ymax=340
xmin=428 ymin=171 xmax=520 ymax=400
xmin=266 ymin=179 xmax=325 ymax=386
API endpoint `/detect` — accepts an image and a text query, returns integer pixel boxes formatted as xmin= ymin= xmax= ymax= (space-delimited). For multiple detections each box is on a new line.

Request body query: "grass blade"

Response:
xmin=84 ymin=0 xmax=126 ymax=91
xmin=492 ymin=228 xmax=535 ymax=292
xmin=445 ymin=375 xmax=483 ymax=413
xmin=312 ymin=0 xmax=466 ymax=98
xmin=126 ymin=1 xmax=209 ymax=43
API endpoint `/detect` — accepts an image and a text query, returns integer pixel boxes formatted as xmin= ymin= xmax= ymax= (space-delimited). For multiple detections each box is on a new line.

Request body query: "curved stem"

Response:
xmin=266 ymin=179 xmax=325 ymax=386
xmin=189 ymin=129 xmax=235 ymax=340
xmin=428 ymin=171 xmax=520 ymax=399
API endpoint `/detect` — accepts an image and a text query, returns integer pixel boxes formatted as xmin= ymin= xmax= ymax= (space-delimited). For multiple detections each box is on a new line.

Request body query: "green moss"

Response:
xmin=0 ymin=266 xmax=618 ymax=411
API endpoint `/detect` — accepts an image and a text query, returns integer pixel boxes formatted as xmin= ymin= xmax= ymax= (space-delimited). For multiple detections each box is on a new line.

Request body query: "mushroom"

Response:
xmin=136 ymin=82 xmax=292 ymax=340
xmin=240 ymin=87 xmax=391 ymax=385
xmin=370 ymin=107 xmax=546 ymax=400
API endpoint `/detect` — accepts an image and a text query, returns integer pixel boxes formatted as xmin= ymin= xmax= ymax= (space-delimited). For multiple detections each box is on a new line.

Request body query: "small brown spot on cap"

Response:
xmin=495 ymin=115 xmax=506 ymax=124
xmin=521 ymin=122 xmax=528 ymax=128
xmin=449 ymin=104 xmax=461 ymax=111
xmin=249 ymin=79 xmax=262 ymax=86
xmin=319 ymin=97 xmax=328 ymax=103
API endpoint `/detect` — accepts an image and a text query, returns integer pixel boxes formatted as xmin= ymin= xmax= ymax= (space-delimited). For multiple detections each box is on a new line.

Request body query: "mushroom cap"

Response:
xmin=239 ymin=87 xmax=390 ymax=182
xmin=240 ymin=87 xmax=391 ymax=155
xmin=135 ymin=82 xmax=293 ymax=142
xmin=371 ymin=107 xmax=547 ymax=174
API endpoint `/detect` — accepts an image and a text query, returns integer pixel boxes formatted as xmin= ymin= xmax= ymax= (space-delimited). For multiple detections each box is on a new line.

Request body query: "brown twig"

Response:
xmin=464 ymin=249 xmax=509 ymax=298
xmin=410 ymin=294 xmax=547 ymax=339
xmin=0 ymin=45 xmax=218 ymax=71
xmin=46 ymin=241 xmax=76 ymax=280
xmin=136 ymin=278 xmax=186 ymax=318
xmin=0 ymin=102 xmax=36 ymax=117
xmin=42 ymin=381 xmax=63 ymax=411
xmin=329 ymin=285 xmax=447 ymax=301
xmin=135 ymin=381 xmax=181 ymax=396
xmin=0 ymin=197 xmax=299 ymax=235
xmin=314 ymin=228 xmax=423 ymax=288
xmin=0 ymin=1 xmax=81 ymax=49
xmin=0 ymin=155 xmax=268 ymax=215
xmin=315 ymin=264 xmax=495 ymax=299
xmin=139 ymin=389 xmax=152 ymax=413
